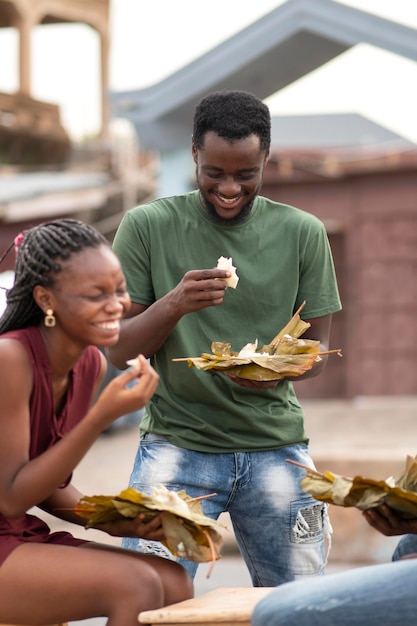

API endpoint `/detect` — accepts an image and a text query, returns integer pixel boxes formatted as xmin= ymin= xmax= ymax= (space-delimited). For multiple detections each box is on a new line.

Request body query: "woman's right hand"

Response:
xmin=93 ymin=355 xmax=159 ymax=426
xmin=92 ymin=512 xmax=166 ymax=540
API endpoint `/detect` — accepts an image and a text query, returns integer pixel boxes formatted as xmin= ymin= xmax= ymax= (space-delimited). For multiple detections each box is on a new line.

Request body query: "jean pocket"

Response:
xmin=290 ymin=498 xmax=325 ymax=544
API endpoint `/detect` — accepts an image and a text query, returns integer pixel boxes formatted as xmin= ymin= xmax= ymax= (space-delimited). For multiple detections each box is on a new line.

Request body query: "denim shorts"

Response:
xmin=122 ymin=433 xmax=330 ymax=586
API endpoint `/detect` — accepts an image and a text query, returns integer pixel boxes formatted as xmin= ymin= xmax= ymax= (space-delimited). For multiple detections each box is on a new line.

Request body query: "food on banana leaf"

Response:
xmin=173 ymin=301 xmax=342 ymax=381
xmin=292 ymin=455 xmax=417 ymax=519
xmin=216 ymin=256 xmax=239 ymax=289
xmin=74 ymin=485 xmax=225 ymax=573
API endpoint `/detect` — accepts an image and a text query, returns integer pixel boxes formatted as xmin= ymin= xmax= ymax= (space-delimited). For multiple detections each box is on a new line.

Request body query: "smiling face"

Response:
xmin=192 ymin=131 xmax=269 ymax=225
xmin=34 ymin=244 xmax=131 ymax=349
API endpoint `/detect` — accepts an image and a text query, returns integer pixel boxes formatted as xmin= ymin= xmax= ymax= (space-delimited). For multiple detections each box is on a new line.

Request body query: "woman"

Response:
xmin=0 ymin=219 xmax=193 ymax=626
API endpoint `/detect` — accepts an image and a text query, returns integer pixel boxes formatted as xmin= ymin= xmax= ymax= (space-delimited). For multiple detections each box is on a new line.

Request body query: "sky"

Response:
xmin=0 ymin=0 xmax=417 ymax=142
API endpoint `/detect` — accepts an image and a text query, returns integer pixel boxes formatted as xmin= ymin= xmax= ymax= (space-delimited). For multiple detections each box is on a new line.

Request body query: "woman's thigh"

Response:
xmin=0 ymin=541 xmax=183 ymax=624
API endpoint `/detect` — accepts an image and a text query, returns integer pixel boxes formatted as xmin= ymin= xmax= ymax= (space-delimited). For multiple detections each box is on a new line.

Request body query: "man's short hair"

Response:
xmin=192 ymin=90 xmax=271 ymax=152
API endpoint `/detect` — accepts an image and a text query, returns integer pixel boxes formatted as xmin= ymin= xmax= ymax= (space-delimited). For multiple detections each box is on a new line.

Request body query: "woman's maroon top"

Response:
xmin=0 ymin=326 xmax=102 ymax=565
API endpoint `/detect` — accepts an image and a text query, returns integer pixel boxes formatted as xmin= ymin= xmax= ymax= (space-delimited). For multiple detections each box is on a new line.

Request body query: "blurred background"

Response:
xmin=1 ymin=0 xmax=417 ymax=573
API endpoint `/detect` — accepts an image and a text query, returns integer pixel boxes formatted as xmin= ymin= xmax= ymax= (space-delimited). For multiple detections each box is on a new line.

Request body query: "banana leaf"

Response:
xmin=173 ymin=301 xmax=342 ymax=381
xmin=292 ymin=455 xmax=417 ymax=519
xmin=74 ymin=486 xmax=225 ymax=571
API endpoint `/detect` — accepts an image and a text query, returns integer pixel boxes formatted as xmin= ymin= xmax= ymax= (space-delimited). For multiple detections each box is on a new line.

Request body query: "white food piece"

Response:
xmin=238 ymin=339 xmax=269 ymax=357
xmin=153 ymin=486 xmax=191 ymax=517
xmin=126 ymin=357 xmax=140 ymax=368
xmin=238 ymin=340 xmax=258 ymax=356
xmin=216 ymin=256 xmax=239 ymax=289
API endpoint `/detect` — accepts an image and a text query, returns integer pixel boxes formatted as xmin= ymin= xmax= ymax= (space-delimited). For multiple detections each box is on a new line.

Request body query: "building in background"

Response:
xmin=262 ymin=122 xmax=417 ymax=399
xmin=0 ymin=0 xmax=157 ymax=262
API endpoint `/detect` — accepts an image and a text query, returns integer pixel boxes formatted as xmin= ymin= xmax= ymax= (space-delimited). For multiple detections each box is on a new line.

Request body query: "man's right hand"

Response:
xmin=169 ymin=268 xmax=231 ymax=315
xmin=107 ymin=268 xmax=231 ymax=369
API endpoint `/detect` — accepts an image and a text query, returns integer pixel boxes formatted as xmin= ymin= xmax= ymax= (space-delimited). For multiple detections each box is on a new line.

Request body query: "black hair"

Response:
xmin=0 ymin=218 xmax=109 ymax=333
xmin=192 ymin=90 xmax=271 ymax=152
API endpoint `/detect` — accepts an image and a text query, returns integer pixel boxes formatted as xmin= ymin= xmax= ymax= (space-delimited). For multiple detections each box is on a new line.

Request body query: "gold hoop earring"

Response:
xmin=44 ymin=308 xmax=56 ymax=327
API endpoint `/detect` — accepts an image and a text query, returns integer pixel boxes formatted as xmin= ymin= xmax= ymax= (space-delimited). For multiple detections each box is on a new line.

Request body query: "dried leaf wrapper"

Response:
xmin=293 ymin=455 xmax=417 ymax=518
xmin=74 ymin=486 xmax=225 ymax=572
xmin=173 ymin=301 xmax=342 ymax=381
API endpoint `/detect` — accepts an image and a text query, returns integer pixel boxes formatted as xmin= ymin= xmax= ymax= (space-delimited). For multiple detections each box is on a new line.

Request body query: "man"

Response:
xmin=108 ymin=90 xmax=342 ymax=586
xmin=252 ymin=505 xmax=417 ymax=625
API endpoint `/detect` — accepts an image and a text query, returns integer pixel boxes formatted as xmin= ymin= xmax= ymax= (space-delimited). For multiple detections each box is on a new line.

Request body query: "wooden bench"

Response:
xmin=138 ymin=587 xmax=273 ymax=626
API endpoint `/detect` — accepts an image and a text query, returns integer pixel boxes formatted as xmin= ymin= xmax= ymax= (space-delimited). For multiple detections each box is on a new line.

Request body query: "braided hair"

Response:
xmin=0 ymin=218 xmax=110 ymax=333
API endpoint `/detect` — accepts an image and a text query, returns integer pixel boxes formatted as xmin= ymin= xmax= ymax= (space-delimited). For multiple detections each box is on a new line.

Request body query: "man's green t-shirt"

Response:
xmin=113 ymin=191 xmax=341 ymax=452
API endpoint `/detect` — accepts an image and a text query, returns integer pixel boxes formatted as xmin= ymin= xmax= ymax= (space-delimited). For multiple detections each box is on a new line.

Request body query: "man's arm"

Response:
xmin=290 ymin=313 xmax=333 ymax=381
xmin=107 ymin=268 xmax=231 ymax=370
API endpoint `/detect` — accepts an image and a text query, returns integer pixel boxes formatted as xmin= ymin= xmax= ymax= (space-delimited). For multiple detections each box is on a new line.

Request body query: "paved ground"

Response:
xmin=35 ymin=396 xmax=417 ymax=625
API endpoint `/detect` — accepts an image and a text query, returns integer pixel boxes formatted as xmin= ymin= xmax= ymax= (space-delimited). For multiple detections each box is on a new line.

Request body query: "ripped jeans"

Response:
xmin=122 ymin=435 xmax=330 ymax=586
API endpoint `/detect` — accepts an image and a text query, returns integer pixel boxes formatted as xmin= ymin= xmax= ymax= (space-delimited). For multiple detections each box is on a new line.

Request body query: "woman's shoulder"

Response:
xmin=0 ymin=330 xmax=33 ymax=394
xmin=0 ymin=326 xmax=41 ymax=360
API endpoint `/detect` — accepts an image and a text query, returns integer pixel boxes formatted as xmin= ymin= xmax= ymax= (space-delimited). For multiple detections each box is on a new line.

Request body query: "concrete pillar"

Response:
xmin=99 ymin=30 xmax=110 ymax=143
xmin=18 ymin=16 xmax=32 ymax=96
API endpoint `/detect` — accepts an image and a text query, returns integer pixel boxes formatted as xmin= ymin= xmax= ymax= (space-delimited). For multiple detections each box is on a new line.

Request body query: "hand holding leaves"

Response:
xmin=173 ymin=301 xmax=342 ymax=381
xmin=74 ymin=486 xmax=225 ymax=575
xmin=293 ymin=454 xmax=417 ymax=520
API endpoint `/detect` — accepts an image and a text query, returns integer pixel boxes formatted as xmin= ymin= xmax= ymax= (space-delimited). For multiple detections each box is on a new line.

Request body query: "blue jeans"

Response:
xmin=251 ymin=558 xmax=417 ymax=626
xmin=122 ymin=433 xmax=330 ymax=586
xmin=392 ymin=534 xmax=417 ymax=560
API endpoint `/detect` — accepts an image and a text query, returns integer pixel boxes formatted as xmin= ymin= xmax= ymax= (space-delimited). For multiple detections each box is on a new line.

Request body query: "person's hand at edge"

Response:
xmin=363 ymin=503 xmax=417 ymax=537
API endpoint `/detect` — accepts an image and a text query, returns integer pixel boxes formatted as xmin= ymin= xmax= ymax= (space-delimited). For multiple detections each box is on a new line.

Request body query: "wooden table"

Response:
xmin=138 ymin=587 xmax=273 ymax=626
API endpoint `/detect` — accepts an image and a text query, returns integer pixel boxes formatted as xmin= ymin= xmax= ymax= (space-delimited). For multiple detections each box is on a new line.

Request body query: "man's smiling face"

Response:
xmin=192 ymin=131 xmax=269 ymax=226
